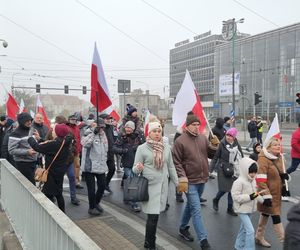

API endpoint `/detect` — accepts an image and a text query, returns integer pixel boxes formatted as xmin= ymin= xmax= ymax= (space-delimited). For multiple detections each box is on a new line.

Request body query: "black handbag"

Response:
xmin=220 ymin=161 xmax=234 ymax=177
xmin=123 ymin=174 xmax=149 ymax=202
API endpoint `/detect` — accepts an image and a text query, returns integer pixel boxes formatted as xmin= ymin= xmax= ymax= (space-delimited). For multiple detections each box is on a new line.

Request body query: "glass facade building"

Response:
xmin=215 ymin=22 xmax=300 ymax=123
xmin=169 ymin=34 xmax=225 ymax=115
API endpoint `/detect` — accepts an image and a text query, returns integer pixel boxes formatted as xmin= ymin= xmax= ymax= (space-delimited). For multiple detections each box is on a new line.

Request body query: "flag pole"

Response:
xmin=281 ymin=154 xmax=289 ymax=192
xmin=96 ymin=91 xmax=99 ymax=125
xmin=202 ymin=110 xmax=214 ymax=137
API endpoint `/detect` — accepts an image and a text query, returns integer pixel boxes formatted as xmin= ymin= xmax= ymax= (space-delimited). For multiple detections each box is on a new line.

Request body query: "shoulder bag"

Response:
xmin=123 ymin=172 xmax=149 ymax=202
xmin=34 ymin=139 xmax=65 ymax=186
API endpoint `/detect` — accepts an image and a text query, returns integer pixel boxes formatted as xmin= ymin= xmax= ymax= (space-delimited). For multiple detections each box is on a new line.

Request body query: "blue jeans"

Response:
xmin=215 ymin=191 xmax=233 ymax=209
xmin=180 ymin=183 xmax=207 ymax=242
xmin=287 ymin=158 xmax=300 ymax=174
xmin=67 ymin=163 xmax=76 ymax=200
xmin=235 ymin=213 xmax=255 ymax=250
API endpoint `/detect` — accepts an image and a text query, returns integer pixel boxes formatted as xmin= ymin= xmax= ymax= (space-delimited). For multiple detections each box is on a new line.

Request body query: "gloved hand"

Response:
xmin=280 ymin=173 xmax=290 ymax=181
xmin=249 ymin=192 xmax=259 ymax=200
xmin=263 ymin=198 xmax=272 ymax=207
xmin=94 ymin=126 xmax=100 ymax=134
xmin=177 ymin=177 xmax=188 ymax=193
xmin=210 ymin=135 xmax=220 ymax=146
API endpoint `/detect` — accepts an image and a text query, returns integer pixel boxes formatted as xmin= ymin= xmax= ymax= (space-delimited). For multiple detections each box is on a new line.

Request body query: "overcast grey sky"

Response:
xmin=0 ymin=0 xmax=299 ymax=107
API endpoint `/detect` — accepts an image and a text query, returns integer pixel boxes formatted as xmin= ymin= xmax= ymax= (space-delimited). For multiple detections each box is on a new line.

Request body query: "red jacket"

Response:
xmin=291 ymin=128 xmax=300 ymax=159
xmin=67 ymin=124 xmax=82 ymax=154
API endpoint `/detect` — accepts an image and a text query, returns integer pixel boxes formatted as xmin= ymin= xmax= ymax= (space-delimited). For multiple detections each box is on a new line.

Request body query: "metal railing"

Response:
xmin=0 ymin=159 xmax=101 ymax=250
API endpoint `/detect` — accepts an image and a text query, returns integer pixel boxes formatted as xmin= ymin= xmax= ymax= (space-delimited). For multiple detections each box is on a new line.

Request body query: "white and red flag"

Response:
xmin=19 ymin=98 xmax=27 ymax=113
xmin=144 ymin=110 xmax=151 ymax=137
xmin=90 ymin=43 xmax=112 ymax=112
xmin=6 ymin=93 xmax=19 ymax=120
xmin=105 ymin=106 xmax=120 ymax=122
xmin=36 ymin=95 xmax=50 ymax=129
xmin=172 ymin=70 xmax=206 ymax=133
xmin=264 ymin=113 xmax=281 ymax=145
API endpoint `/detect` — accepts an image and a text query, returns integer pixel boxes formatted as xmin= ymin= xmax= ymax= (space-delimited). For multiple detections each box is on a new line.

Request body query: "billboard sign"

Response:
xmin=219 ymin=73 xmax=240 ymax=96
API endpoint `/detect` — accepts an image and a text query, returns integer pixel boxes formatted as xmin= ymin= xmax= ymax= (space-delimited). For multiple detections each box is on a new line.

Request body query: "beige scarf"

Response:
xmin=146 ymin=138 xmax=164 ymax=169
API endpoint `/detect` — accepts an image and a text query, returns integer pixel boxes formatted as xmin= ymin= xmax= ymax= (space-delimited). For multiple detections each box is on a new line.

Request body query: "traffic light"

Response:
xmin=36 ymin=84 xmax=41 ymax=93
xmin=82 ymin=86 xmax=87 ymax=94
xmin=254 ymin=92 xmax=262 ymax=105
xmin=296 ymin=93 xmax=300 ymax=105
xmin=64 ymin=85 xmax=69 ymax=94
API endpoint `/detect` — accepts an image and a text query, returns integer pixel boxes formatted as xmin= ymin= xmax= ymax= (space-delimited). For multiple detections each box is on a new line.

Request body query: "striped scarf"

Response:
xmin=146 ymin=138 xmax=164 ymax=169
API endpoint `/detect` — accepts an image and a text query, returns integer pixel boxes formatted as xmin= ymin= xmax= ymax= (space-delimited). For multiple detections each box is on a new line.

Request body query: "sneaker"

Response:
xmin=88 ymin=208 xmax=101 ymax=216
xmin=179 ymin=226 xmax=194 ymax=242
xmin=200 ymin=239 xmax=211 ymax=250
xmin=227 ymin=208 xmax=238 ymax=216
xmin=209 ymin=174 xmax=215 ymax=179
xmin=212 ymin=198 xmax=219 ymax=211
xmin=76 ymin=184 xmax=84 ymax=189
xmin=95 ymin=204 xmax=104 ymax=213
xmin=200 ymin=197 xmax=207 ymax=203
xmin=282 ymin=196 xmax=289 ymax=202
xmin=105 ymin=186 xmax=113 ymax=193
xmin=131 ymin=204 xmax=141 ymax=213
xmin=71 ymin=198 xmax=80 ymax=206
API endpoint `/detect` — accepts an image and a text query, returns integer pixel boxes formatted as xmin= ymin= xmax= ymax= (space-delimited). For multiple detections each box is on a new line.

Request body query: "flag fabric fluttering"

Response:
xmin=90 ymin=43 xmax=112 ymax=112
xmin=105 ymin=106 xmax=120 ymax=122
xmin=172 ymin=70 xmax=206 ymax=133
xmin=144 ymin=110 xmax=151 ymax=137
xmin=19 ymin=98 xmax=27 ymax=113
xmin=36 ymin=95 xmax=50 ymax=129
xmin=6 ymin=93 xmax=19 ymax=120
xmin=30 ymin=110 xmax=35 ymax=118
xmin=264 ymin=113 xmax=281 ymax=145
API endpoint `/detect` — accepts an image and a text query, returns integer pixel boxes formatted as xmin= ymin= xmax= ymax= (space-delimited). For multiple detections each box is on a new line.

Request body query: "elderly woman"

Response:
xmin=210 ymin=127 xmax=244 ymax=216
xmin=132 ymin=120 xmax=178 ymax=250
xmin=28 ymin=124 xmax=72 ymax=212
xmin=255 ymin=137 xmax=289 ymax=247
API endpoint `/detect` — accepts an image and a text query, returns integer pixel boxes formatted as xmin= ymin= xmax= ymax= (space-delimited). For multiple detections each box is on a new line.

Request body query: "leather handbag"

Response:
xmin=34 ymin=140 xmax=65 ymax=185
xmin=123 ymin=174 xmax=149 ymax=202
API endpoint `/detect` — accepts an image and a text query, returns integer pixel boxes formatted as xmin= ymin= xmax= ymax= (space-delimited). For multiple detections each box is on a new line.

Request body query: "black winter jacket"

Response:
xmin=113 ymin=130 xmax=145 ymax=168
xmin=248 ymin=121 xmax=257 ymax=138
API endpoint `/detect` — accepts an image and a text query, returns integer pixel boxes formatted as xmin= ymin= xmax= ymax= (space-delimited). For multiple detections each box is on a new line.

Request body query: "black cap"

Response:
xmin=99 ymin=113 xmax=111 ymax=119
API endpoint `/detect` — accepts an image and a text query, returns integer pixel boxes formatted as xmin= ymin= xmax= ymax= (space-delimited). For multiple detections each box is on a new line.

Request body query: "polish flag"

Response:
xmin=91 ymin=43 xmax=112 ymax=112
xmin=172 ymin=70 xmax=206 ymax=133
xmin=36 ymin=95 xmax=51 ymax=129
xmin=19 ymin=98 xmax=27 ymax=113
xmin=144 ymin=110 xmax=151 ymax=137
xmin=6 ymin=93 xmax=19 ymax=120
xmin=105 ymin=106 xmax=120 ymax=122
xmin=264 ymin=113 xmax=281 ymax=145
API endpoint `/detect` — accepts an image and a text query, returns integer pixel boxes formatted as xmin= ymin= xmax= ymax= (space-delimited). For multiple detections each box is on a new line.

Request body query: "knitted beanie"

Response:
xmin=148 ymin=121 xmax=162 ymax=133
xmin=125 ymin=121 xmax=135 ymax=130
xmin=55 ymin=124 xmax=69 ymax=138
xmin=185 ymin=111 xmax=200 ymax=126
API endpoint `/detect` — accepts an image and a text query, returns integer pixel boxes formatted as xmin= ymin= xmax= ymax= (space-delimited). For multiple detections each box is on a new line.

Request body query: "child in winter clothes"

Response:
xmin=231 ymin=158 xmax=264 ymax=250
xmin=249 ymin=142 xmax=261 ymax=162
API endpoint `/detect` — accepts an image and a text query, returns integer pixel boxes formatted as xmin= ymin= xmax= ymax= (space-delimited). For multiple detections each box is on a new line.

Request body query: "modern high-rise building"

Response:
xmin=214 ymin=22 xmax=300 ymax=123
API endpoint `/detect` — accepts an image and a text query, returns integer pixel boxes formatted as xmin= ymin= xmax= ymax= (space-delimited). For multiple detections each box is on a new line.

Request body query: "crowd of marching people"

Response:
xmin=1 ymin=104 xmax=300 ymax=250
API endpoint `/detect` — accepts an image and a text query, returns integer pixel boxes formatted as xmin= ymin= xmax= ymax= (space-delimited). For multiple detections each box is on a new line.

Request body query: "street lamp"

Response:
xmin=0 ymin=39 xmax=8 ymax=48
xmin=222 ymin=18 xmax=244 ymax=126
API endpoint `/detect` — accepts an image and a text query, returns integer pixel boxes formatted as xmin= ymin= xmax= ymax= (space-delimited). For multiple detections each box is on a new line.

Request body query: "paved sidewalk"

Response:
xmin=64 ymin=193 xmax=192 ymax=250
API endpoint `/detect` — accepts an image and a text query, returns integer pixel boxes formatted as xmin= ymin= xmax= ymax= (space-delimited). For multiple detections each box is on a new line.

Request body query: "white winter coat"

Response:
xmin=231 ymin=158 xmax=264 ymax=214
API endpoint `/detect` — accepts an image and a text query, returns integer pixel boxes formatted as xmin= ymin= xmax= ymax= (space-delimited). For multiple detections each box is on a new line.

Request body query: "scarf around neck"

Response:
xmin=146 ymin=138 xmax=164 ymax=169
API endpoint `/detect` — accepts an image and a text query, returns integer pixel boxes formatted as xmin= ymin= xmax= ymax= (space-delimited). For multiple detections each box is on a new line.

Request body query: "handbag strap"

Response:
xmin=46 ymin=139 xmax=65 ymax=171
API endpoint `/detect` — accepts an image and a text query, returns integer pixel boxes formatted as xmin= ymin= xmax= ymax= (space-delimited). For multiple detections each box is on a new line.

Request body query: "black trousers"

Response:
xmin=86 ymin=172 xmax=106 ymax=209
xmin=105 ymin=157 xmax=115 ymax=187
xmin=145 ymin=214 xmax=159 ymax=248
xmin=15 ymin=161 xmax=36 ymax=185
xmin=45 ymin=194 xmax=65 ymax=212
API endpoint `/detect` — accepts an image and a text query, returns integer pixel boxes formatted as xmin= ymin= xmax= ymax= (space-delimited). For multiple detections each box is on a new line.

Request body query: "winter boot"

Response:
xmin=144 ymin=215 xmax=158 ymax=249
xmin=273 ymin=223 xmax=285 ymax=242
xmin=212 ymin=198 xmax=219 ymax=211
xmin=255 ymin=215 xmax=271 ymax=247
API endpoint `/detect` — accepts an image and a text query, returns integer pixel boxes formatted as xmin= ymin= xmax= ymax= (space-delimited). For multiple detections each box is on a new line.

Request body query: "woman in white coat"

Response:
xmin=133 ymin=120 xmax=178 ymax=250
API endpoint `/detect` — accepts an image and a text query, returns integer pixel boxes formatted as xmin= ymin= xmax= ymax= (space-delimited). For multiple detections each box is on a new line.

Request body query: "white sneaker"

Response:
xmin=282 ymin=196 xmax=289 ymax=202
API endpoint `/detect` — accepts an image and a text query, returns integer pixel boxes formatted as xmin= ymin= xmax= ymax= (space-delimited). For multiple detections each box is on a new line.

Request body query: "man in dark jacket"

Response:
xmin=0 ymin=115 xmax=7 ymax=157
xmin=113 ymin=120 xmax=145 ymax=212
xmin=99 ymin=113 xmax=116 ymax=193
xmin=8 ymin=113 xmax=37 ymax=185
xmin=31 ymin=113 xmax=49 ymax=141
xmin=246 ymin=116 xmax=258 ymax=152
xmin=173 ymin=112 xmax=214 ymax=250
